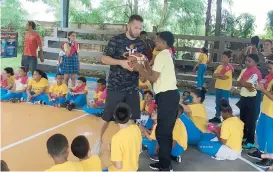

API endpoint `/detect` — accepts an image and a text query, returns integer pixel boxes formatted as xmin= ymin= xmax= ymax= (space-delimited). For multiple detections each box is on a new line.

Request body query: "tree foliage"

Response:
xmin=265 ymin=10 xmax=273 ymax=38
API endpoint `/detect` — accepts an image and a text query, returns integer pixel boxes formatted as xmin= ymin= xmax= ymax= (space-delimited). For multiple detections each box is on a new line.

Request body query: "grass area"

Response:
xmin=0 ymin=54 xmax=21 ymax=70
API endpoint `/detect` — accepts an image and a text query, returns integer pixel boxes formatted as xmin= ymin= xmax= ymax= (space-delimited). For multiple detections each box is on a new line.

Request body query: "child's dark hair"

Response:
xmin=19 ymin=66 xmax=28 ymax=73
xmin=97 ymin=78 xmax=106 ymax=85
xmin=71 ymin=136 xmax=90 ymax=159
xmin=192 ymin=87 xmax=207 ymax=103
xmin=34 ymin=69 xmax=48 ymax=80
xmin=201 ymin=47 xmax=209 ymax=56
xmin=248 ymin=53 xmax=259 ymax=64
xmin=4 ymin=67 xmax=14 ymax=76
xmin=159 ymin=31 xmax=175 ymax=47
xmin=78 ymin=77 xmax=87 ymax=83
xmin=1 ymin=160 xmax=9 ymax=171
xmin=223 ymin=50 xmax=232 ymax=58
xmin=220 ymin=99 xmax=233 ymax=114
xmin=251 ymin=36 xmax=260 ymax=48
xmin=114 ymin=102 xmax=131 ymax=124
xmin=144 ymin=90 xmax=153 ymax=97
xmin=28 ymin=21 xmax=36 ymax=30
xmin=183 ymin=91 xmax=190 ymax=96
xmin=68 ymin=31 xmax=76 ymax=41
xmin=46 ymin=134 xmax=68 ymax=157
xmin=56 ymin=73 xmax=64 ymax=77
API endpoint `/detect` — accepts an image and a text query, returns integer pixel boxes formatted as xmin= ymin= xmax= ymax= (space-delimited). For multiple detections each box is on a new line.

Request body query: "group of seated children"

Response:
xmin=0 ymin=67 xmax=107 ymax=116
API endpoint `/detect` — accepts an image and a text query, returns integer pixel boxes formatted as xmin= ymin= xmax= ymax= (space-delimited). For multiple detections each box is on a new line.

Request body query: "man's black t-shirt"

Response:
xmin=103 ymin=34 xmax=146 ymax=92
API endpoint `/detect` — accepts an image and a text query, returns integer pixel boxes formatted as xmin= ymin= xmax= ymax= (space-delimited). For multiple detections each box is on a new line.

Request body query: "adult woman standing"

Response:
xmin=62 ymin=31 xmax=79 ymax=87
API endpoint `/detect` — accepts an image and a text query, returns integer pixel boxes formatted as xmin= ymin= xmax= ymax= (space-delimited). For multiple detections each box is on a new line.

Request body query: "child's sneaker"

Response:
xmin=66 ymin=103 xmax=75 ymax=111
xmin=242 ymin=143 xmax=256 ymax=149
xmin=39 ymin=100 xmax=46 ymax=105
xmin=171 ymin=155 xmax=182 ymax=163
xmin=255 ymin=159 xmax=273 ymax=169
xmin=149 ymin=162 xmax=173 ymax=171
xmin=247 ymin=149 xmax=262 ymax=160
xmin=150 ymin=155 xmax=159 ymax=162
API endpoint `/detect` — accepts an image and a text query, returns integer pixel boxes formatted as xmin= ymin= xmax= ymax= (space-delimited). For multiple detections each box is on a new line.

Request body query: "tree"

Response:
xmin=204 ymin=0 xmax=212 ymax=47
xmin=265 ymin=10 xmax=273 ymax=38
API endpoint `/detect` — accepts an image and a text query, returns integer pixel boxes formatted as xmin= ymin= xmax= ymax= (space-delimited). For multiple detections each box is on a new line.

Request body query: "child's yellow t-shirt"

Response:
xmin=237 ymin=69 xmax=257 ymax=97
xmin=49 ymin=83 xmax=68 ymax=96
xmin=108 ymin=125 xmax=142 ymax=172
xmin=214 ymin=65 xmax=233 ymax=91
xmin=8 ymin=76 xmax=15 ymax=88
xmin=45 ymin=161 xmax=83 ymax=171
xmin=140 ymin=100 xmax=149 ymax=111
xmin=261 ymin=79 xmax=273 ymax=118
xmin=188 ymin=104 xmax=208 ymax=133
xmin=94 ymin=90 xmax=106 ymax=104
xmin=28 ymin=78 xmax=49 ymax=93
xmin=139 ymin=79 xmax=152 ymax=92
xmin=198 ymin=53 xmax=208 ymax=64
xmin=173 ymin=118 xmax=188 ymax=150
xmin=221 ymin=117 xmax=244 ymax=152
xmin=80 ymin=155 xmax=102 ymax=171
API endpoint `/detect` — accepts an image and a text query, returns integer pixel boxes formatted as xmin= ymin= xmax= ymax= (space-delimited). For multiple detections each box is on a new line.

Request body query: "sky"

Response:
xmin=21 ymin=0 xmax=272 ymax=34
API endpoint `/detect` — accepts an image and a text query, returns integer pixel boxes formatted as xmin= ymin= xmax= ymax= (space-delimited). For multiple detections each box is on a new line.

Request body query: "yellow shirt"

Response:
xmin=188 ymin=104 xmax=208 ymax=133
xmin=81 ymin=155 xmax=102 ymax=171
xmin=94 ymin=90 xmax=106 ymax=104
xmin=138 ymin=79 xmax=152 ymax=92
xmin=152 ymin=49 xmax=177 ymax=94
xmin=173 ymin=118 xmax=188 ymax=150
xmin=198 ymin=53 xmax=208 ymax=64
xmin=140 ymin=100 xmax=149 ymax=111
xmin=237 ymin=69 xmax=257 ymax=97
xmin=153 ymin=49 xmax=160 ymax=57
xmin=49 ymin=83 xmax=68 ymax=96
xmin=28 ymin=78 xmax=49 ymax=93
xmin=8 ymin=76 xmax=15 ymax=88
xmin=45 ymin=161 xmax=83 ymax=171
xmin=109 ymin=125 xmax=142 ymax=172
xmin=214 ymin=65 xmax=233 ymax=91
xmin=261 ymin=79 xmax=273 ymax=118
xmin=221 ymin=117 xmax=244 ymax=152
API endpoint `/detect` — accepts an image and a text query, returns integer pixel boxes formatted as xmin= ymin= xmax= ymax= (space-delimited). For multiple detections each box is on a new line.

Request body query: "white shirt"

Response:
xmin=15 ymin=78 xmax=27 ymax=91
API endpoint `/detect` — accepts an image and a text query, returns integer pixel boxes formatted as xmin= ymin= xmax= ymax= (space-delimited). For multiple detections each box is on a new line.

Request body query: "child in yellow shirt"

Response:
xmin=23 ymin=69 xmax=49 ymax=104
xmin=139 ymin=75 xmax=152 ymax=97
xmin=198 ymin=99 xmax=244 ymax=160
xmin=141 ymin=105 xmax=187 ymax=163
xmin=47 ymin=74 xmax=68 ymax=107
xmin=193 ymin=47 xmax=208 ymax=89
xmin=45 ymin=134 xmax=83 ymax=171
xmin=65 ymin=77 xmax=88 ymax=111
xmin=71 ymin=136 xmax=102 ymax=171
xmin=181 ymin=88 xmax=208 ymax=145
xmin=105 ymin=102 xmax=142 ymax=172
xmin=83 ymin=78 xmax=107 ymax=116
xmin=210 ymin=50 xmax=234 ymax=123
xmin=247 ymin=60 xmax=273 ymax=168
xmin=0 ymin=67 xmax=15 ymax=98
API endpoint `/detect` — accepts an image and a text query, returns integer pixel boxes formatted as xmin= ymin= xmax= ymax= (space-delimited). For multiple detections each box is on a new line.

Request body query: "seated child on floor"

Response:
xmin=83 ymin=78 xmax=107 ymax=115
xmin=0 ymin=67 xmax=28 ymax=102
xmin=23 ymin=69 xmax=49 ymax=104
xmin=47 ymin=74 xmax=68 ymax=107
xmin=181 ymin=91 xmax=192 ymax=105
xmin=71 ymin=136 xmax=102 ymax=171
xmin=198 ymin=99 xmax=244 ymax=160
xmin=139 ymin=75 xmax=152 ymax=94
xmin=0 ymin=67 xmax=15 ymax=97
xmin=1 ymin=160 xmax=10 ymax=171
xmin=65 ymin=76 xmax=88 ymax=111
xmin=137 ymin=91 xmax=157 ymax=127
xmin=105 ymin=102 xmax=142 ymax=171
xmin=140 ymin=105 xmax=187 ymax=163
xmin=180 ymin=88 xmax=208 ymax=145
xmin=45 ymin=134 xmax=83 ymax=171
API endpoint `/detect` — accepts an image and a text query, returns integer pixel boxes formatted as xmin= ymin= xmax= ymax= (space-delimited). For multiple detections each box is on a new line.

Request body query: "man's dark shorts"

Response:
xmin=102 ymin=90 xmax=140 ymax=122
xmin=21 ymin=56 xmax=37 ymax=74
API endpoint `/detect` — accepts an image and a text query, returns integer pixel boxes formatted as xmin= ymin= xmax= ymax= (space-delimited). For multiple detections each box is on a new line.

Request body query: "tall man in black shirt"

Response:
xmin=99 ymin=15 xmax=146 ymax=140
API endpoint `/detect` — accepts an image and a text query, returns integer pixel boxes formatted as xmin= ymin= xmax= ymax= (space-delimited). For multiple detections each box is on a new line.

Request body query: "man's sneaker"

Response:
xmin=255 ymin=159 xmax=273 ymax=169
xmin=150 ymin=155 xmax=159 ymax=162
xmin=209 ymin=117 xmax=221 ymax=124
xmin=247 ymin=149 xmax=262 ymax=160
xmin=149 ymin=162 xmax=173 ymax=171
xmin=171 ymin=155 xmax=182 ymax=163
xmin=242 ymin=143 xmax=256 ymax=149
